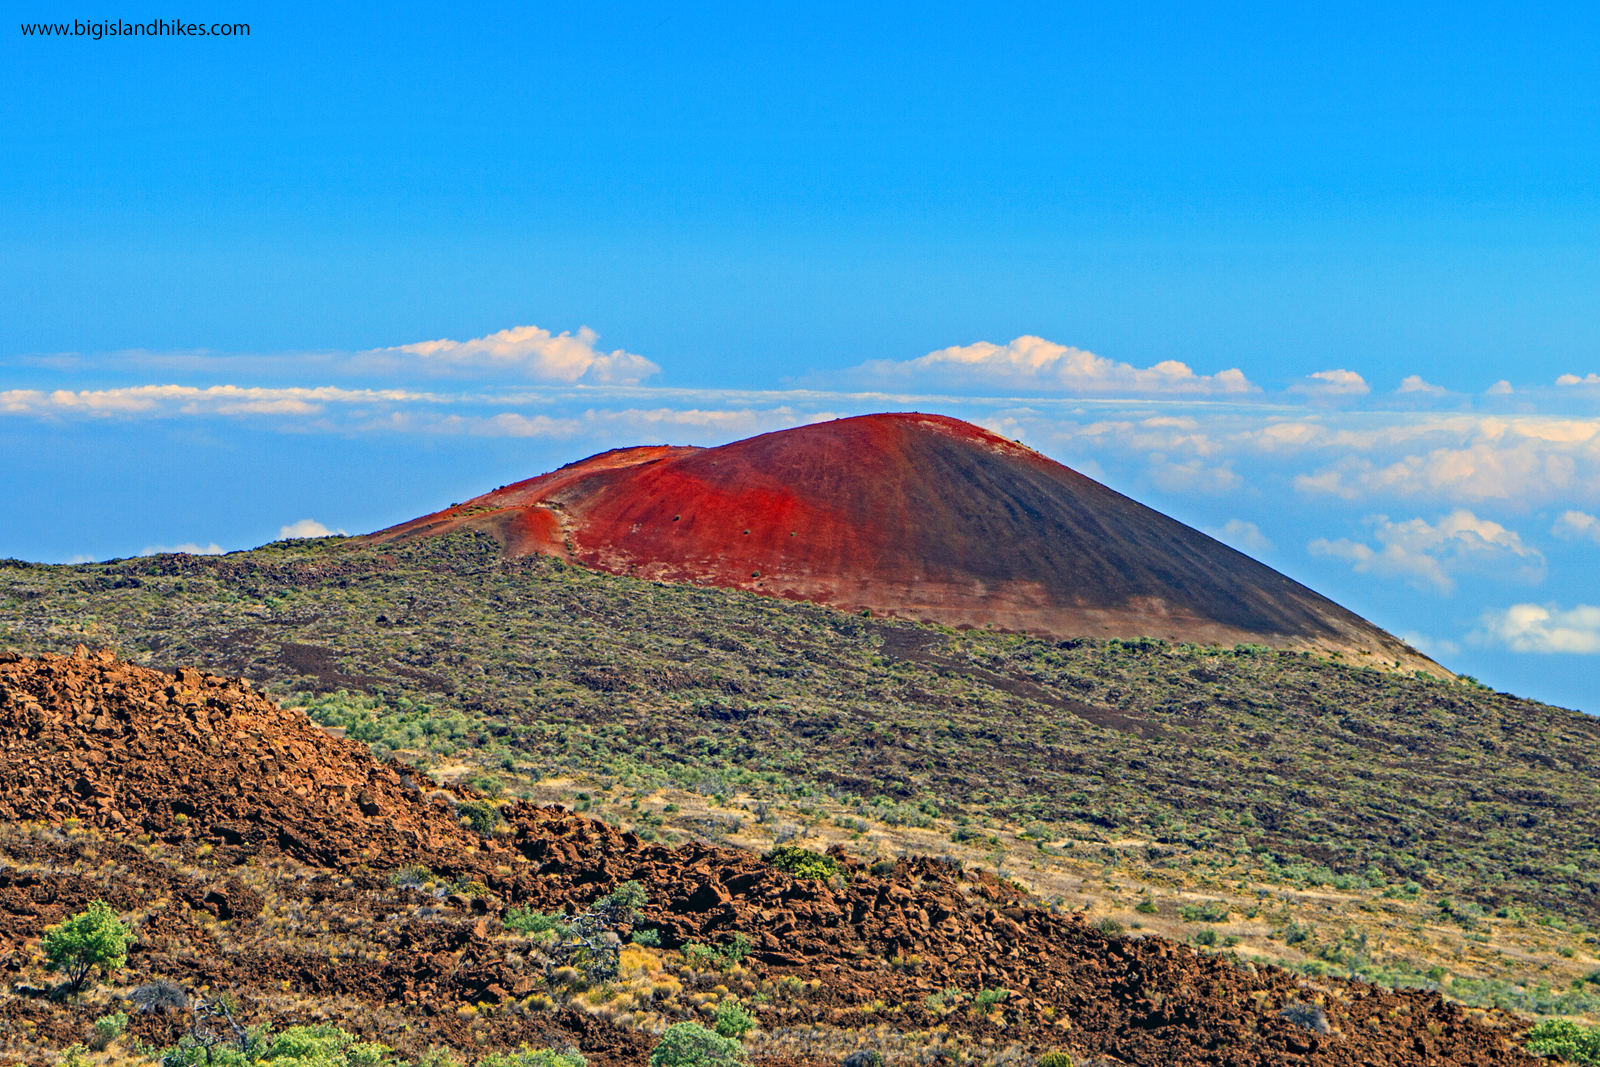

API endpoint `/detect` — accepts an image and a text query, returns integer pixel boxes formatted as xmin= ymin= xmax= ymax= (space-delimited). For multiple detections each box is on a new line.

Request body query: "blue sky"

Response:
xmin=6 ymin=2 xmax=1600 ymax=711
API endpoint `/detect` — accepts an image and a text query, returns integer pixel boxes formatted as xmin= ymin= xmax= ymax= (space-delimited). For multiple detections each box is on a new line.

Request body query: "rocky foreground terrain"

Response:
xmin=0 ymin=649 xmax=1546 ymax=1065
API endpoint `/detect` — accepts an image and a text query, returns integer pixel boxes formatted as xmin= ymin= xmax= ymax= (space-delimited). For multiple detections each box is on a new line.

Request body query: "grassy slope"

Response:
xmin=3 ymin=532 xmax=1599 ymax=1011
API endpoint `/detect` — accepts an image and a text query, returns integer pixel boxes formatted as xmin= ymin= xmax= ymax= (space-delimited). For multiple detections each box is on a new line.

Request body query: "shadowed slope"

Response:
xmin=358 ymin=413 xmax=1438 ymax=672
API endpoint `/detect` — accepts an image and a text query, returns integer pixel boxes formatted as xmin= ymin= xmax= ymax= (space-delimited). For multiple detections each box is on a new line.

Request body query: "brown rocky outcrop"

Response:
xmin=0 ymin=651 xmax=1537 ymax=1066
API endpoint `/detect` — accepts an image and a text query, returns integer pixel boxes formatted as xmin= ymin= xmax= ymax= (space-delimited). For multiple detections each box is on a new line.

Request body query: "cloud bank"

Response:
xmin=366 ymin=326 xmax=659 ymax=384
xmin=847 ymin=336 xmax=1254 ymax=395
xmin=1307 ymin=510 xmax=1543 ymax=593
xmin=1475 ymin=603 xmax=1600 ymax=654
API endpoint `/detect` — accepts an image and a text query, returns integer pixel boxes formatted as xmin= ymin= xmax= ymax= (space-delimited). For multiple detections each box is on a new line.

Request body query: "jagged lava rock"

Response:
xmin=0 ymin=647 xmax=474 ymax=865
xmin=0 ymin=650 xmax=1539 ymax=1066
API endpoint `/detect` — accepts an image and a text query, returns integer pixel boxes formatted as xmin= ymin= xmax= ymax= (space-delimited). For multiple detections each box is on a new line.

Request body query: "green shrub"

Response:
xmin=44 ymin=900 xmax=135 ymax=991
xmin=712 ymin=999 xmax=754 ymax=1039
xmin=1135 ymin=899 xmax=1158 ymax=914
xmin=477 ymin=1047 xmax=587 ymax=1067
xmin=721 ymin=933 xmax=752 ymax=964
xmin=388 ymin=865 xmax=434 ymax=889
xmin=1096 ymin=918 xmax=1125 ymax=936
xmin=1178 ymin=901 xmax=1230 ymax=923
xmin=974 ymin=988 xmax=1007 ymax=1009
xmin=1037 ymin=1053 xmax=1075 ymax=1067
xmin=631 ymin=928 xmax=661 ymax=946
xmin=458 ymin=800 xmax=502 ymax=836
xmin=647 ymin=1022 xmax=747 ymax=1067
xmin=1526 ymin=1019 xmax=1600 ymax=1065
xmin=764 ymin=846 xmax=843 ymax=881
xmin=91 ymin=1011 xmax=127 ymax=1050
xmin=505 ymin=908 xmax=568 ymax=936
xmin=597 ymin=881 xmax=647 ymax=919
xmin=1195 ymin=928 xmax=1218 ymax=946
xmin=465 ymin=774 xmax=505 ymax=799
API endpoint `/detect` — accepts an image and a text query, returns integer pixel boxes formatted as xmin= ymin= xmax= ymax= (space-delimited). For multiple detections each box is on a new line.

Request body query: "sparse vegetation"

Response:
xmin=158 ymin=1022 xmax=401 ymax=1067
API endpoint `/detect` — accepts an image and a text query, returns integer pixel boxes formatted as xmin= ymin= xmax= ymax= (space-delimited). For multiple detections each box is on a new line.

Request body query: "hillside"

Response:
xmin=354 ymin=413 xmax=1437 ymax=671
xmin=3 ymin=534 xmax=1599 ymax=1021
xmin=0 ymin=650 xmax=1547 ymax=1066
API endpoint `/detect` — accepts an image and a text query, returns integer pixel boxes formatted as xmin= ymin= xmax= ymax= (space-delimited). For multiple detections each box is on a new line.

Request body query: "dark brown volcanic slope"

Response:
xmin=358 ymin=412 xmax=1439 ymax=673
xmin=0 ymin=650 xmax=1538 ymax=1067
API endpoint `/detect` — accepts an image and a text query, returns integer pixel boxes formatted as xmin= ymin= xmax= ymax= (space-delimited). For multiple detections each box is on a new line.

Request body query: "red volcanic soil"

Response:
xmin=357 ymin=413 xmax=1435 ymax=671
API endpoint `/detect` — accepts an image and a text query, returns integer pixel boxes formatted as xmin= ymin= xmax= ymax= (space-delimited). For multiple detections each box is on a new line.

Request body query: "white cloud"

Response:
xmin=139 ymin=542 xmax=224 ymax=556
xmin=279 ymin=519 xmax=347 ymax=539
xmin=847 ymin=336 xmax=1254 ymax=395
xmin=1146 ymin=456 xmax=1241 ymax=493
xmin=1286 ymin=416 xmax=1600 ymax=502
xmin=1556 ymin=373 xmax=1600 ymax=386
xmin=1473 ymin=603 xmax=1600 ymax=654
xmin=369 ymin=326 xmax=659 ymax=385
xmin=0 ymin=384 xmax=441 ymax=418
xmin=372 ymin=405 xmax=838 ymax=443
xmin=1486 ymin=380 xmax=1513 ymax=395
xmin=1207 ymin=519 xmax=1273 ymax=553
xmin=1398 ymin=375 xmax=1446 ymax=395
xmin=1308 ymin=509 xmax=1543 ymax=593
xmin=1290 ymin=369 xmax=1370 ymax=397
xmin=1552 ymin=510 xmax=1600 ymax=543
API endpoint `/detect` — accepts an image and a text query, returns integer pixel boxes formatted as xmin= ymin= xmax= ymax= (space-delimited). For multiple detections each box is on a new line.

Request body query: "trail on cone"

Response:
xmin=0 ymin=652 xmax=1537 ymax=1066
xmin=356 ymin=413 xmax=1439 ymax=674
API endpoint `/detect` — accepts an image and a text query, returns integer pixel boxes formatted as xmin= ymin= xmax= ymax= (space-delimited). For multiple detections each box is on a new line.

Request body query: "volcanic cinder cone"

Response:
xmin=358 ymin=412 xmax=1440 ymax=674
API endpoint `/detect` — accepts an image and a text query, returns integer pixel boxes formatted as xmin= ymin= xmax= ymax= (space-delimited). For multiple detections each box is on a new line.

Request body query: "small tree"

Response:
xmin=44 ymin=900 xmax=135 ymax=991
xmin=525 ymin=881 xmax=650 ymax=983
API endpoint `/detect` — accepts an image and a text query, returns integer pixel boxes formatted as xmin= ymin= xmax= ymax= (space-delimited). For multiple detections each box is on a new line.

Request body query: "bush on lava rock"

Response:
xmin=712 ymin=998 xmax=755 ymax=1039
xmin=647 ymin=1022 xmax=747 ymax=1067
xmin=764 ymin=845 xmax=844 ymax=881
xmin=1279 ymin=1002 xmax=1330 ymax=1035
